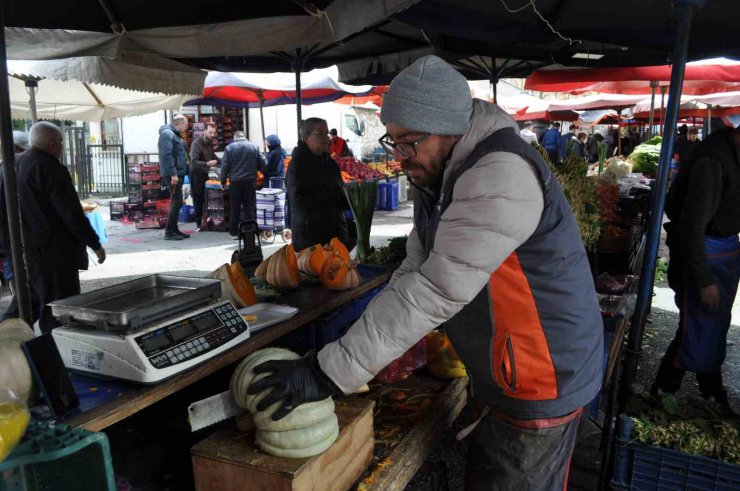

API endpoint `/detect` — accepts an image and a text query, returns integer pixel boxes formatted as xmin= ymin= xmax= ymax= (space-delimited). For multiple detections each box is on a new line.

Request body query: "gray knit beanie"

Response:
xmin=381 ymin=55 xmax=472 ymax=135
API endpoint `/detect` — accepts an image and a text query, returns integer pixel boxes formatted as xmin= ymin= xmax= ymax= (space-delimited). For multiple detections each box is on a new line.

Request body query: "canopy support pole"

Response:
xmin=707 ymin=105 xmax=712 ymax=134
xmin=660 ymin=86 xmax=667 ymax=135
xmin=491 ymin=76 xmax=499 ymax=105
xmin=0 ymin=6 xmax=33 ymax=324
xmin=647 ymin=81 xmax=658 ymax=139
xmin=293 ymin=54 xmax=304 ymax=142
xmin=25 ymin=79 xmax=38 ymax=123
xmin=619 ymin=0 xmax=698 ymax=415
xmin=257 ymin=91 xmax=267 ymax=153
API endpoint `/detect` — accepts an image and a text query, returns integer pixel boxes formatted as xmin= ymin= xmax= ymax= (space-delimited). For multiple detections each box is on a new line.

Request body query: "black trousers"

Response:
xmin=27 ymin=253 xmax=81 ymax=334
xmin=189 ymin=171 xmax=208 ymax=228
xmin=653 ymin=243 xmax=723 ymax=398
xmin=165 ymin=179 xmax=184 ymax=233
xmin=229 ymin=179 xmax=257 ymax=236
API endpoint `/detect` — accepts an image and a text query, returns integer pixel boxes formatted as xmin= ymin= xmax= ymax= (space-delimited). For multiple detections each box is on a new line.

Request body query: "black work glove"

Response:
xmin=247 ymin=351 xmax=341 ymax=420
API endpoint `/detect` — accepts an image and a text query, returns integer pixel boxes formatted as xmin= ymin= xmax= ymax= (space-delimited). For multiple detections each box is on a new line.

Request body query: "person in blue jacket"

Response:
xmin=540 ymin=122 xmax=562 ymax=165
xmin=264 ymin=135 xmax=286 ymax=187
xmin=158 ymin=115 xmax=190 ymax=241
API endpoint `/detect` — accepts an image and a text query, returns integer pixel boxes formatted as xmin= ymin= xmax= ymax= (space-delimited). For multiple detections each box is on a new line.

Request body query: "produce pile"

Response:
xmin=595 ymin=157 xmax=632 ymax=187
xmin=336 ymin=157 xmax=384 ymax=181
xmin=368 ymin=161 xmax=402 ymax=177
xmin=630 ymin=393 xmax=740 ymax=465
xmin=629 ymin=136 xmax=662 ymax=177
xmin=364 ymin=236 xmax=408 ymax=266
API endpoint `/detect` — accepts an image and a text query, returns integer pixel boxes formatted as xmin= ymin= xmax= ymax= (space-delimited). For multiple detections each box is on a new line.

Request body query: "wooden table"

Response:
xmin=64 ymin=267 xmax=391 ymax=431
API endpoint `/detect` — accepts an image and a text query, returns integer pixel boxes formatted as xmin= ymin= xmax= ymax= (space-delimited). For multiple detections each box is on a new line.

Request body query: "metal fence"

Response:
xmin=62 ymin=127 xmax=127 ymax=197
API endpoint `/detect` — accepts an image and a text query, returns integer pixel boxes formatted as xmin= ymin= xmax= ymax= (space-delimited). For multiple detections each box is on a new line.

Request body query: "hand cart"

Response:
xmin=256 ymin=178 xmax=291 ymax=243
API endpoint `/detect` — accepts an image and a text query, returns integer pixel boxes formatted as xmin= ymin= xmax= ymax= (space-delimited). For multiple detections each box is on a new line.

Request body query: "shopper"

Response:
xmin=0 ymin=122 xmax=106 ymax=332
xmin=541 ymin=122 xmax=562 ymax=165
xmin=519 ymin=121 xmax=538 ymax=145
xmin=220 ymin=131 xmax=266 ymax=237
xmin=158 ymin=114 xmax=190 ymax=241
xmin=264 ymin=134 xmax=286 ymax=186
xmin=328 ymin=128 xmax=349 ymax=158
xmin=250 ymin=56 xmax=602 ymax=490
xmin=561 ymin=124 xmax=577 ymax=159
xmin=286 ymin=118 xmax=349 ymax=251
xmin=190 ymin=123 xmax=220 ymax=231
xmin=653 ymin=126 xmax=740 ymax=417
xmin=572 ymin=131 xmax=589 ymax=160
xmin=675 ymin=126 xmax=701 ymax=165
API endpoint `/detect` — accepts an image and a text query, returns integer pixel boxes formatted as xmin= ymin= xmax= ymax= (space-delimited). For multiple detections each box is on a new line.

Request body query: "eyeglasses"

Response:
xmin=310 ymin=131 xmax=330 ymax=138
xmin=378 ymin=133 xmax=430 ymax=159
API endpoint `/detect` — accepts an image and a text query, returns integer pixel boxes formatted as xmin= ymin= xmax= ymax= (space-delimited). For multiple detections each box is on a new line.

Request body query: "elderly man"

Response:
xmin=190 ymin=123 xmax=220 ymax=231
xmin=158 ymin=114 xmax=190 ymax=241
xmin=249 ymin=56 xmax=602 ymax=490
xmin=220 ymin=131 xmax=266 ymax=237
xmin=0 ymin=122 xmax=105 ymax=332
xmin=286 ymin=118 xmax=349 ymax=251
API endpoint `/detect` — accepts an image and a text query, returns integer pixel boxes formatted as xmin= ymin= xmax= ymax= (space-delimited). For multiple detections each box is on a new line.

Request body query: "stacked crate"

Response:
xmin=127 ymin=163 xmax=169 ymax=229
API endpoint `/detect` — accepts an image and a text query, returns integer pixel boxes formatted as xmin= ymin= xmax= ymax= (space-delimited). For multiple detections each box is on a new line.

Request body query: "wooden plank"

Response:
xmin=192 ymin=397 xmax=375 ymax=491
xmin=66 ymin=272 xmax=390 ymax=431
xmin=605 ymin=317 xmax=627 ymax=386
xmin=365 ymin=377 xmax=468 ymax=491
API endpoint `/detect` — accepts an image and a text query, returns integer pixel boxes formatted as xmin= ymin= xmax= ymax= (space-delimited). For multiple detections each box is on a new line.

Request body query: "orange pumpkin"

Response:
xmin=297 ymin=244 xmax=326 ymax=277
xmin=228 ymin=262 xmax=257 ymax=307
xmin=320 ymin=257 xmax=361 ymax=291
xmin=255 ymin=244 xmax=300 ymax=289
xmin=323 ymin=237 xmax=350 ymax=261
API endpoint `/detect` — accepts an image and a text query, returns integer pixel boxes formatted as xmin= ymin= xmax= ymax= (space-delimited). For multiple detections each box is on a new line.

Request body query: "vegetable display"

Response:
xmin=230 ymin=348 xmax=339 ymax=458
xmin=209 ymin=262 xmax=257 ymax=308
xmin=629 ymin=136 xmax=662 ymax=177
xmin=320 ymin=256 xmax=361 ymax=291
xmin=336 ymin=157 xmax=384 ymax=180
xmin=254 ymin=244 xmax=300 ymax=289
xmin=344 ymin=180 xmax=378 ymax=262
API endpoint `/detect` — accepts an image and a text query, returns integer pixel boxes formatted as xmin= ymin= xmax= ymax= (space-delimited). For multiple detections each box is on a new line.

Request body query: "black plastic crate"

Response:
xmin=109 ymin=201 xmax=125 ymax=221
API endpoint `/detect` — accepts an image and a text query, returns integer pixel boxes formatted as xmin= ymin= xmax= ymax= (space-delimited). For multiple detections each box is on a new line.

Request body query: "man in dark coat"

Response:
xmin=0 ymin=122 xmax=106 ymax=332
xmin=189 ymin=123 xmax=220 ymax=231
xmin=158 ymin=114 xmax=190 ymax=241
xmin=287 ymin=118 xmax=349 ymax=251
xmin=220 ymin=131 xmax=266 ymax=237
xmin=654 ymin=126 xmax=740 ymax=416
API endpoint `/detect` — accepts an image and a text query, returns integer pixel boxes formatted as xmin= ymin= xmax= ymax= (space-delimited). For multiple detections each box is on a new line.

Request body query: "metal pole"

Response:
xmin=258 ymin=93 xmax=267 ymax=153
xmin=707 ymin=105 xmax=712 ymax=134
xmin=293 ymin=56 xmax=303 ymax=142
xmin=491 ymin=77 xmax=498 ymax=105
xmin=25 ymin=79 xmax=38 ymax=123
xmin=0 ymin=8 xmax=33 ymax=324
xmin=660 ymin=86 xmax=667 ymax=136
xmin=647 ymin=81 xmax=658 ymax=139
xmin=618 ymin=0 xmax=699 ymax=415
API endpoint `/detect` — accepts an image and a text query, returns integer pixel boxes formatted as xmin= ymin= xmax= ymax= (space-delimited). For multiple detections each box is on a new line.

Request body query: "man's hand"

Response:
xmin=207 ymin=159 xmax=218 ymax=167
xmin=170 ymin=175 xmax=179 ymax=186
xmin=94 ymin=247 xmax=106 ymax=264
xmin=247 ymin=352 xmax=340 ymax=420
xmin=700 ymin=284 xmax=720 ymax=313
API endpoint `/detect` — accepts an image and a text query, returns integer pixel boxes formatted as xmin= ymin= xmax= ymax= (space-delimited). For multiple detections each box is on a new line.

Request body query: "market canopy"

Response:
xmin=629 ymin=91 xmax=740 ymax=119
xmin=7 ymin=62 xmax=191 ymax=121
xmin=525 ymin=58 xmax=740 ymax=95
xmin=184 ymin=71 xmax=374 ymax=108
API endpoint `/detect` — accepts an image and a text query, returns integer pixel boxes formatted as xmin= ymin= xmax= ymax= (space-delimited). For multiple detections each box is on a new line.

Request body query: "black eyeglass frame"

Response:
xmin=378 ymin=132 xmax=430 ymax=159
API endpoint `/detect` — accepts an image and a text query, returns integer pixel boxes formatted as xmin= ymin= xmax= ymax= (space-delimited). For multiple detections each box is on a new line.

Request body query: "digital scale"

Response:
xmin=50 ymin=275 xmax=251 ymax=384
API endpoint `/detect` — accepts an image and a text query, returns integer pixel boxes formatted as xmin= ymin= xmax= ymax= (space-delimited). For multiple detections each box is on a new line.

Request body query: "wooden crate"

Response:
xmin=191 ymin=398 xmax=374 ymax=491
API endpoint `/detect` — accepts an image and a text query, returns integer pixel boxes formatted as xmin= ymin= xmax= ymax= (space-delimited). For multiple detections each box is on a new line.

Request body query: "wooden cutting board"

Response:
xmin=191 ymin=397 xmax=374 ymax=491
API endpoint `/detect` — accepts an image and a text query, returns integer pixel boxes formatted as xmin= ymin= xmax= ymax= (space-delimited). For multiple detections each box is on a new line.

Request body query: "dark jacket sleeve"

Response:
xmin=158 ymin=131 xmax=175 ymax=177
xmin=679 ymin=156 xmax=722 ymax=289
xmin=189 ymin=138 xmax=209 ymax=174
xmin=257 ymin=148 xmax=267 ymax=174
xmin=48 ymin=164 xmax=101 ymax=251
xmin=220 ymin=147 xmax=231 ymax=185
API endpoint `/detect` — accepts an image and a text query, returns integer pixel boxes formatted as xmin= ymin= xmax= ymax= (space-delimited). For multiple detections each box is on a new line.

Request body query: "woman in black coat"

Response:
xmin=287 ymin=118 xmax=350 ymax=251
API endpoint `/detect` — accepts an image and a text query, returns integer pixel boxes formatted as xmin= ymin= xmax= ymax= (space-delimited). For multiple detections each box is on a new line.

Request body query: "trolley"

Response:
xmin=256 ymin=177 xmax=291 ymax=243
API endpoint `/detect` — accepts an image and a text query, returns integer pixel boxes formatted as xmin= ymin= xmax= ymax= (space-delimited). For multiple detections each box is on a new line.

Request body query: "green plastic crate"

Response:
xmin=0 ymin=420 xmax=115 ymax=491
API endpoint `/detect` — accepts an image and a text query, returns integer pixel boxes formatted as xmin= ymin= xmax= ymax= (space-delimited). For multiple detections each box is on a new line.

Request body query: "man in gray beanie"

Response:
xmin=248 ymin=56 xmax=602 ymax=490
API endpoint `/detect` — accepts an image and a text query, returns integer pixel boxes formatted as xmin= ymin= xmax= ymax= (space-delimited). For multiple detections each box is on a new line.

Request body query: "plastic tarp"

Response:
xmin=525 ymin=59 xmax=740 ymax=95
xmin=546 ymin=94 xmax=647 ymax=112
xmin=629 ymin=91 xmax=740 ymax=119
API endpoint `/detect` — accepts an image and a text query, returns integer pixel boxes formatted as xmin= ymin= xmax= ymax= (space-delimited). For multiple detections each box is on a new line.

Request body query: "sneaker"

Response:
xmin=176 ymin=230 xmax=191 ymax=239
xmin=195 ymin=227 xmax=202 ymax=232
xmin=164 ymin=232 xmax=183 ymax=241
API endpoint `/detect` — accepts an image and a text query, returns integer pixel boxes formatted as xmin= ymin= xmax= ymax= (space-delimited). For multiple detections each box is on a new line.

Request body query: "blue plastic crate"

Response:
xmin=611 ymin=415 xmax=740 ymax=490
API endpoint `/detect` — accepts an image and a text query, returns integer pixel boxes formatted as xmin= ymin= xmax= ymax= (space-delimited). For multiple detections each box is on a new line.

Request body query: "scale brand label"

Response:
xmin=71 ymin=349 xmax=104 ymax=371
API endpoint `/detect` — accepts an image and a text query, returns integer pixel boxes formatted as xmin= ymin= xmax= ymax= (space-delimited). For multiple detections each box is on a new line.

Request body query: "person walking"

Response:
xmin=519 ymin=121 xmax=538 ymax=145
xmin=541 ymin=122 xmax=562 ymax=165
xmin=249 ymin=56 xmax=602 ymax=490
xmin=220 ymin=131 xmax=266 ymax=238
xmin=0 ymin=122 xmax=106 ymax=332
xmin=189 ymin=123 xmax=220 ymax=230
xmin=264 ymin=134 xmax=287 ymax=187
xmin=158 ymin=114 xmax=190 ymax=241
xmin=653 ymin=126 xmax=740 ymax=417
xmin=286 ymin=118 xmax=350 ymax=251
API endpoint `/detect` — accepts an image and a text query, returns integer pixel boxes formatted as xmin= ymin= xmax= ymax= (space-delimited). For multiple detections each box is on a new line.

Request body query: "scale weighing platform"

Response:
xmin=50 ymin=275 xmax=251 ymax=384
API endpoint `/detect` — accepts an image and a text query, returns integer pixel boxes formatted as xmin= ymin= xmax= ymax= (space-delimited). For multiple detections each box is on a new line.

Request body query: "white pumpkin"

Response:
xmin=0 ymin=319 xmax=36 ymax=404
xmin=230 ymin=347 xmax=340 ymax=458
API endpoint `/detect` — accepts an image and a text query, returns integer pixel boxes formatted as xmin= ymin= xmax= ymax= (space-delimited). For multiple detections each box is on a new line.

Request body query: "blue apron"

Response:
xmin=678 ymin=235 xmax=740 ymax=372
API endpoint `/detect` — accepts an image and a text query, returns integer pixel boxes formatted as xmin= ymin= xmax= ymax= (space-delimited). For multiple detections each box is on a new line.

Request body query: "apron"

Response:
xmin=677 ymin=235 xmax=740 ymax=372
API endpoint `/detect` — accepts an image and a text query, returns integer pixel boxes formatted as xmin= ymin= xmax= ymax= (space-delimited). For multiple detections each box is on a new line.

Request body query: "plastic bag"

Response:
xmin=373 ymin=337 xmax=427 ymax=384
xmin=425 ymin=330 xmax=467 ymax=379
xmin=596 ymin=273 xmax=637 ymax=295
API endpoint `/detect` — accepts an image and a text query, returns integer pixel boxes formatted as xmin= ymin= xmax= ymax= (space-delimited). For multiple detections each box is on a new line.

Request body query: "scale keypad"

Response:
xmin=137 ymin=302 xmax=248 ymax=369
